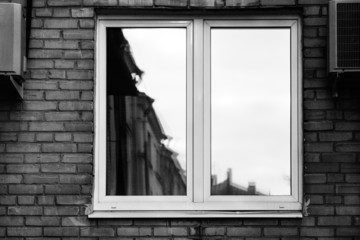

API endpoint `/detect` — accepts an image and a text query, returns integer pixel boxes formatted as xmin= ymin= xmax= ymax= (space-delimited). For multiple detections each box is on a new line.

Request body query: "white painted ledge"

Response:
xmin=88 ymin=210 xmax=303 ymax=218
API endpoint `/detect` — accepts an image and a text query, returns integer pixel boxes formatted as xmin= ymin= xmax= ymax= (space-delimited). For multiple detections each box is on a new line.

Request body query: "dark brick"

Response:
xmin=44 ymin=227 xmax=79 ymax=236
xmin=7 ymin=227 xmax=42 ymax=237
xmin=81 ymin=227 xmax=115 ymax=237
xmin=56 ymin=195 xmax=91 ymax=205
xmin=26 ymin=216 xmax=60 ymax=226
xmin=0 ymin=216 xmax=24 ymax=226
xmin=318 ymin=216 xmax=351 ymax=226
xmin=8 ymin=206 xmax=43 ymax=215
xmin=227 ymin=227 xmax=261 ymax=236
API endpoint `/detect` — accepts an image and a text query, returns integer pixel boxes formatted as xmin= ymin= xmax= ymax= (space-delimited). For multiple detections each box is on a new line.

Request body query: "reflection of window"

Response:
xmin=92 ymin=15 xmax=303 ymax=218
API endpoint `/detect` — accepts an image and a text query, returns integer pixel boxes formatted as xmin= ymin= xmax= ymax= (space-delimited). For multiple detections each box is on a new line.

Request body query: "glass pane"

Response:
xmin=106 ymin=28 xmax=187 ymax=195
xmin=211 ymin=29 xmax=291 ymax=196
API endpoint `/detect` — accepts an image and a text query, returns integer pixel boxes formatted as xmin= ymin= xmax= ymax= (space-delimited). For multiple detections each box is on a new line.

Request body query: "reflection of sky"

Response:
xmin=123 ymin=29 xmax=187 ymax=169
xmin=211 ymin=29 xmax=291 ymax=195
xmin=123 ymin=27 xmax=291 ymax=195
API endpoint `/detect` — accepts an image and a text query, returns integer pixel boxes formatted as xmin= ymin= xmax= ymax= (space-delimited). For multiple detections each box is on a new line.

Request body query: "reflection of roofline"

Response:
xmin=138 ymin=92 xmax=167 ymax=141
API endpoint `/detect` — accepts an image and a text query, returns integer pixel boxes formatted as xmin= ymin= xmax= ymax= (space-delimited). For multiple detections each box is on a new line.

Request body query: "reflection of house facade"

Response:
xmin=211 ymin=169 xmax=265 ymax=195
xmin=106 ymin=28 xmax=186 ymax=196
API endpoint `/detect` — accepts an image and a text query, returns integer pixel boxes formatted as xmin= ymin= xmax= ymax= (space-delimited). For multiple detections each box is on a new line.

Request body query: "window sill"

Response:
xmin=88 ymin=210 xmax=303 ymax=218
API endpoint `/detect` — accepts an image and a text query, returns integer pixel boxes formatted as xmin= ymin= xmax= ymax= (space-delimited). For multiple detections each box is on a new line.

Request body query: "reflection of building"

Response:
xmin=106 ymin=28 xmax=186 ymax=195
xmin=211 ymin=169 xmax=265 ymax=195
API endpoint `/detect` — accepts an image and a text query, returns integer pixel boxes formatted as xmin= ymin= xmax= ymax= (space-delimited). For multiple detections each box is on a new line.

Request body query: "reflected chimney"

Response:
xmin=247 ymin=182 xmax=256 ymax=195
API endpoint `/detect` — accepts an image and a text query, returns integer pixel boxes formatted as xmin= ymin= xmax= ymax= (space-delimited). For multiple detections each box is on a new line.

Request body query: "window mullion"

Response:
xmin=193 ymin=19 xmax=205 ymax=203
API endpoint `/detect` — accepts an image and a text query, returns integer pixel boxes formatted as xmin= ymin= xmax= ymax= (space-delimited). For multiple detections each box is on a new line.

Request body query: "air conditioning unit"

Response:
xmin=329 ymin=0 xmax=360 ymax=72
xmin=0 ymin=3 xmax=26 ymax=98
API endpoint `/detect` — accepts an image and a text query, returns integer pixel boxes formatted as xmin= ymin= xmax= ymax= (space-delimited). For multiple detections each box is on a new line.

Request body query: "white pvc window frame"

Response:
xmin=91 ymin=15 xmax=303 ymax=218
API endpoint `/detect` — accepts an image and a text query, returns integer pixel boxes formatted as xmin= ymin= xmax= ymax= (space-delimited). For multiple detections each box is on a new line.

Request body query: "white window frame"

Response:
xmin=91 ymin=15 xmax=303 ymax=218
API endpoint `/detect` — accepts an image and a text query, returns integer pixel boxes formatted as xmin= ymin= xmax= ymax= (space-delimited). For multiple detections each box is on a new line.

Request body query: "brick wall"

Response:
xmin=0 ymin=0 xmax=359 ymax=238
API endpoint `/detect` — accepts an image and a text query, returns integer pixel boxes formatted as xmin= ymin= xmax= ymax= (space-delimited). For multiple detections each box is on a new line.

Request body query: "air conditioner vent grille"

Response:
xmin=337 ymin=3 xmax=360 ymax=68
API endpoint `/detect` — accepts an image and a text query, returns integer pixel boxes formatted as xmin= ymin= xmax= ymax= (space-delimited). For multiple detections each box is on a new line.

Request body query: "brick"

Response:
xmin=7 ymin=143 xmax=41 ymax=153
xmin=319 ymin=132 xmax=352 ymax=142
xmin=55 ymin=60 xmax=75 ymax=68
xmin=301 ymin=227 xmax=334 ymax=237
xmin=7 ymin=164 xmax=40 ymax=173
xmin=227 ymin=227 xmax=261 ymax=236
xmin=81 ymin=41 xmax=94 ymax=49
xmin=327 ymin=173 xmax=344 ymax=183
xmin=59 ymin=101 xmax=93 ymax=110
xmin=49 ymin=70 xmax=66 ymax=79
xmin=346 ymin=174 xmax=360 ymax=183
xmin=25 ymin=154 xmax=60 ymax=163
xmin=9 ymin=185 xmax=42 ymax=195
xmin=0 ymin=196 xmax=16 ymax=205
xmin=35 ymin=8 xmax=52 ymax=17
xmin=304 ymin=17 xmax=328 ymax=26
xmin=67 ymin=70 xmax=93 ymax=79
xmin=29 ymin=49 xmax=63 ymax=59
xmin=304 ymin=121 xmax=333 ymax=131
xmin=308 ymin=206 xmax=334 ymax=215
xmin=84 ymin=0 xmax=118 ymax=5
xmin=56 ymin=195 xmax=91 ymax=205
xmin=225 ymin=0 xmax=259 ymax=6
xmin=64 ymin=50 xmax=93 ymax=59
xmin=29 ymin=122 xmax=64 ymax=131
xmin=325 ymin=195 xmax=342 ymax=204
xmin=77 ymin=164 xmax=93 ymax=173
xmin=261 ymin=0 xmax=295 ymax=5
xmin=304 ymin=100 xmax=334 ymax=110
xmin=42 ymin=143 xmax=77 ymax=152
xmin=336 ymin=206 xmax=360 ymax=215
xmin=336 ymin=122 xmax=360 ymax=131
xmin=44 ymin=227 xmax=79 ymax=236
xmin=48 ymin=0 xmax=82 ymax=6
xmin=306 ymin=163 xmax=339 ymax=173
xmin=318 ymin=216 xmax=351 ymax=226
xmin=45 ymin=40 xmax=79 ymax=49
xmin=264 ymin=227 xmax=297 ymax=236
xmin=45 ymin=185 xmax=81 ymax=194
xmin=304 ymin=174 xmax=326 ymax=184
xmin=64 ymin=123 xmax=93 ymax=131
xmin=23 ymin=101 xmax=57 ymax=111
xmin=190 ymin=0 xmax=215 ymax=6
xmin=81 ymin=227 xmax=115 ymax=237
xmin=55 ymin=133 xmax=72 ymax=141
xmin=59 ymin=80 xmax=93 ymax=90
xmin=305 ymin=184 xmax=334 ymax=194
xmin=18 ymin=196 xmax=35 ymax=205
xmin=7 ymin=227 xmax=42 ymax=237
xmin=304 ymin=6 xmax=321 ymax=15
xmin=71 ymin=8 xmax=94 ymax=17
xmin=60 ymin=174 xmax=92 ymax=184
xmin=45 ymin=112 xmax=80 ymax=121
xmin=24 ymin=174 xmax=59 ymax=184
xmin=8 ymin=206 xmax=43 ymax=215
xmin=46 ymin=91 xmax=80 ymax=100
xmin=31 ymin=29 xmax=61 ymax=39
xmin=299 ymin=0 xmax=330 ymax=4
xmin=41 ymin=164 xmax=76 ymax=173
xmin=63 ymin=30 xmax=94 ymax=39
xmin=25 ymin=80 xmax=58 ymax=90
xmin=26 ymin=216 xmax=60 ymax=226
xmin=53 ymin=8 xmax=71 ymax=17
xmin=119 ymin=0 xmax=153 ymax=6
xmin=336 ymin=184 xmax=360 ymax=194
xmin=37 ymin=196 xmax=55 ymax=205
xmin=0 ymin=216 xmax=23 ymax=226
xmin=0 ymin=174 xmax=22 ymax=183
xmin=24 ymin=91 xmax=45 ymax=100
xmin=80 ymin=91 xmax=94 ymax=100
xmin=0 ymin=154 xmax=22 ymax=164
xmin=336 ymin=228 xmax=360 ymax=236
xmin=336 ymin=143 xmax=360 ymax=152
xmin=0 ymin=122 xmax=27 ymax=131
xmin=36 ymin=133 xmax=53 ymax=141
xmin=304 ymin=39 xmax=326 ymax=48
xmin=77 ymin=60 xmax=94 ymax=69
xmin=341 ymin=163 xmax=360 ymax=173
xmin=62 ymin=154 xmax=92 ymax=163
xmin=322 ymin=153 xmax=355 ymax=163
xmin=79 ymin=143 xmax=91 ymax=152
xmin=202 ymin=227 xmax=225 ymax=236
xmin=80 ymin=19 xmax=95 ymax=28
xmin=62 ymin=216 xmax=92 ymax=226
xmin=154 ymin=0 xmax=187 ymax=7
xmin=304 ymin=143 xmax=333 ymax=152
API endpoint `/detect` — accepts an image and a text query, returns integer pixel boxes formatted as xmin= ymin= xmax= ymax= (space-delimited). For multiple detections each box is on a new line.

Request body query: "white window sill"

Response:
xmin=88 ymin=210 xmax=303 ymax=218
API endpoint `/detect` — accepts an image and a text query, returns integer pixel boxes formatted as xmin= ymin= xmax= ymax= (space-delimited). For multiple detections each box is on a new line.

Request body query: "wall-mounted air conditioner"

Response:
xmin=329 ymin=0 xmax=360 ymax=72
xmin=0 ymin=3 xmax=26 ymax=98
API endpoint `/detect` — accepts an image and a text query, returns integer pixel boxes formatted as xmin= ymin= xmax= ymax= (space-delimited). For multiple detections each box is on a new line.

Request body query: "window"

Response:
xmin=91 ymin=15 xmax=302 ymax=218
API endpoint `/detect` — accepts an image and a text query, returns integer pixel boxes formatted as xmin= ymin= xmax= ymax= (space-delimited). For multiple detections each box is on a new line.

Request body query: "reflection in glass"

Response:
xmin=106 ymin=28 xmax=186 ymax=195
xmin=211 ymin=29 xmax=291 ymax=196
